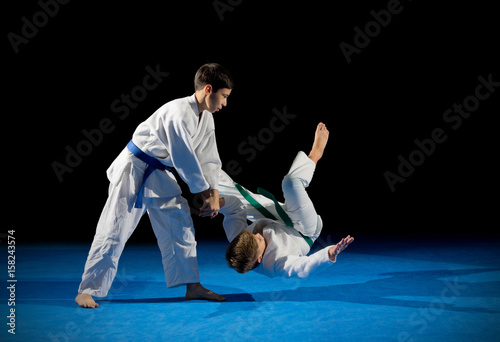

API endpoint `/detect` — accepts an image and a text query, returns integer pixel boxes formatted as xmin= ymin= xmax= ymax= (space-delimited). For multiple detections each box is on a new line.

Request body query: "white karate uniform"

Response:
xmin=78 ymin=94 xmax=221 ymax=297
xmin=218 ymin=151 xmax=336 ymax=278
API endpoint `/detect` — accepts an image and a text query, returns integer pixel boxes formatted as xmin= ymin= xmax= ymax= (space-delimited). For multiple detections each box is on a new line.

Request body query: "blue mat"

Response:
xmin=2 ymin=237 xmax=499 ymax=341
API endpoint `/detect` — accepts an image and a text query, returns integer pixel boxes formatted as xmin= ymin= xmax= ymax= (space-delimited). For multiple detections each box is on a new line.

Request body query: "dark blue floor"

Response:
xmin=2 ymin=236 xmax=500 ymax=341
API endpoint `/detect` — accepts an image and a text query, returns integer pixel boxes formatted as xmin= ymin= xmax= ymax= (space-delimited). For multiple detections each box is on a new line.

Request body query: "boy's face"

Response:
xmin=206 ymin=87 xmax=231 ymax=113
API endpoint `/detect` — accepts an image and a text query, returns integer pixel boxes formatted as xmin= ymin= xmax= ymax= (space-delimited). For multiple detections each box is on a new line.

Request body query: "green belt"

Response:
xmin=234 ymin=183 xmax=314 ymax=248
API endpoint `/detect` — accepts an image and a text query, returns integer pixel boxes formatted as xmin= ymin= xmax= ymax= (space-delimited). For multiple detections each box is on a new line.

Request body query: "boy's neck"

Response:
xmin=195 ymin=90 xmax=207 ymax=114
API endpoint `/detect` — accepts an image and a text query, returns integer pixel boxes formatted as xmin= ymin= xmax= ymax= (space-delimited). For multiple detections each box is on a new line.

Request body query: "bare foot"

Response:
xmin=185 ymin=283 xmax=226 ymax=302
xmin=75 ymin=293 xmax=99 ymax=308
xmin=308 ymin=122 xmax=329 ymax=164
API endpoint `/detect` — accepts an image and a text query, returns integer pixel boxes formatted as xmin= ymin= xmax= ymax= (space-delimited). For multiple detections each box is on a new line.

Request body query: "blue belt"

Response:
xmin=126 ymin=140 xmax=174 ymax=209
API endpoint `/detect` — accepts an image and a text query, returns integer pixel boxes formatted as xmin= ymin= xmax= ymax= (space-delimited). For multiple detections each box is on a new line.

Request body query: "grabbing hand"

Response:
xmin=199 ymin=189 xmax=220 ymax=219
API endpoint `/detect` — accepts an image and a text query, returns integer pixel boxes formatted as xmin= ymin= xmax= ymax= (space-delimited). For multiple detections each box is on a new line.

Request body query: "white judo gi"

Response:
xmin=78 ymin=94 xmax=221 ymax=297
xmin=218 ymin=151 xmax=336 ymax=278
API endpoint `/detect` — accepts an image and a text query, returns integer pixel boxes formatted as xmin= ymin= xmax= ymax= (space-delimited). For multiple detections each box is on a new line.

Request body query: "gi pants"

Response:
xmin=78 ymin=149 xmax=199 ymax=297
xmin=219 ymin=151 xmax=322 ymax=243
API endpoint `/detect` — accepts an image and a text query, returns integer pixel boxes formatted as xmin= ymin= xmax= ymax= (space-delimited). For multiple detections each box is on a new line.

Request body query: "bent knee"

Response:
xmin=282 ymin=174 xmax=304 ymax=190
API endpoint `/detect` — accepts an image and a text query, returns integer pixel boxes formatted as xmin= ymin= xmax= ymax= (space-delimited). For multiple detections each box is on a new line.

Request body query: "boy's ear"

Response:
xmin=257 ymin=256 xmax=263 ymax=264
xmin=204 ymin=84 xmax=212 ymax=95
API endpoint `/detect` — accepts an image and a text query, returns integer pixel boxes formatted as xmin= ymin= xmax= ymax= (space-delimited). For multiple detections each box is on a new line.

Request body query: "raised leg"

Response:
xmin=282 ymin=123 xmax=330 ymax=236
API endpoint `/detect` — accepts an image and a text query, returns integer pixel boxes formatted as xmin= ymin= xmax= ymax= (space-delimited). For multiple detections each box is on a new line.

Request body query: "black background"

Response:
xmin=4 ymin=0 xmax=499 ymax=244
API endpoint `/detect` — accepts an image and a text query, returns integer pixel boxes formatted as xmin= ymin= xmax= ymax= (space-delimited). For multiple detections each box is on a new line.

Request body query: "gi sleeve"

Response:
xmin=219 ymin=196 xmax=249 ymax=242
xmin=274 ymin=246 xmax=335 ymax=278
xmin=195 ymin=128 xmax=222 ymax=191
xmin=166 ymin=118 xmax=210 ymax=194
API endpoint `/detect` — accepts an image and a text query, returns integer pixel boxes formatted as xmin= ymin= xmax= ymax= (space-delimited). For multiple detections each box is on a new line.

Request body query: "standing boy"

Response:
xmin=76 ymin=63 xmax=233 ymax=308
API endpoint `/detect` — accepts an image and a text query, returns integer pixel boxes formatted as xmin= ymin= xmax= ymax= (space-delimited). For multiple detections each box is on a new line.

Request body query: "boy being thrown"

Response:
xmin=217 ymin=123 xmax=354 ymax=278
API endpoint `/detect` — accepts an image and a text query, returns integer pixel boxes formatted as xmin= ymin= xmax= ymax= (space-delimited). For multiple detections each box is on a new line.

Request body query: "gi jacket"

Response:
xmin=106 ymin=94 xmax=221 ymax=200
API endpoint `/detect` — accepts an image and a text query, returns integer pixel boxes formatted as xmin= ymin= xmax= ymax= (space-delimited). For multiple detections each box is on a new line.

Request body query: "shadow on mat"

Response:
xmin=99 ymin=292 xmax=255 ymax=304
xmin=221 ymin=268 xmax=500 ymax=314
xmin=16 ymin=268 xmax=500 ymax=314
xmin=16 ymin=293 xmax=256 ymax=309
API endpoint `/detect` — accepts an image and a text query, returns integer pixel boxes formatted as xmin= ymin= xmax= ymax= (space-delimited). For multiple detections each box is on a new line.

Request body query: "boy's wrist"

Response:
xmin=201 ymin=189 xmax=211 ymax=199
xmin=201 ymin=188 xmax=219 ymax=201
xmin=211 ymin=189 xmax=219 ymax=199
xmin=328 ymin=247 xmax=337 ymax=262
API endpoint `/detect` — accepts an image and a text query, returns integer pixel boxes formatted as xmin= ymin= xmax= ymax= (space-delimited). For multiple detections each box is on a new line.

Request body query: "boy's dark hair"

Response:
xmin=225 ymin=231 xmax=260 ymax=274
xmin=194 ymin=63 xmax=234 ymax=92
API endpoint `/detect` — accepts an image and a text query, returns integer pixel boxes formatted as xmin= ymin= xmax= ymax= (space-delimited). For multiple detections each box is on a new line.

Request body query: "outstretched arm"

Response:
xmin=274 ymin=235 xmax=354 ymax=278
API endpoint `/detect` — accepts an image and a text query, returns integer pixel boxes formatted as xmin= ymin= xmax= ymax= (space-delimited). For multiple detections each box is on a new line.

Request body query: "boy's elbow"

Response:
xmin=287 ymin=268 xmax=310 ymax=279
xmin=296 ymin=271 xmax=310 ymax=279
